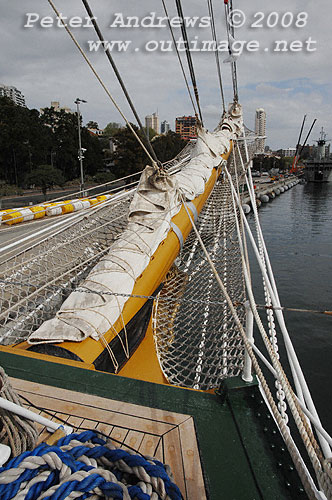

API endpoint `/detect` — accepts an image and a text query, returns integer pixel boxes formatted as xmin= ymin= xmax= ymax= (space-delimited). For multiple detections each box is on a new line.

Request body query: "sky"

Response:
xmin=1 ymin=0 xmax=332 ymax=149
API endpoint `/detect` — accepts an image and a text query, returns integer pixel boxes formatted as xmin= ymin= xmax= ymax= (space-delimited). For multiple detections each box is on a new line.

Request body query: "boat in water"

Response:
xmin=0 ymin=2 xmax=331 ymax=499
xmin=305 ymin=128 xmax=332 ymax=182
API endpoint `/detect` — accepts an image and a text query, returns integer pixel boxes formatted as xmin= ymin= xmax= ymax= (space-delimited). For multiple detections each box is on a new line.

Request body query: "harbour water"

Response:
xmin=249 ymin=182 xmax=332 ymax=436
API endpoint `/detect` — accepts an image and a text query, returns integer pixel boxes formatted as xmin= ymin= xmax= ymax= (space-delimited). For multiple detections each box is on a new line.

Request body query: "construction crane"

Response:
xmin=290 ymin=115 xmax=316 ymax=174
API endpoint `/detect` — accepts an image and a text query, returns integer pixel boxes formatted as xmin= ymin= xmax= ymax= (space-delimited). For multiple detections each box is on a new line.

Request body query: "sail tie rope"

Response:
xmin=0 ymin=430 xmax=182 ymax=500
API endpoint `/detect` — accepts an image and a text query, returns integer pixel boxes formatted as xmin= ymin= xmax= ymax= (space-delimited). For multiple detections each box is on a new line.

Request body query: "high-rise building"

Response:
xmin=40 ymin=101 xmax=74 ymax=116
xmin=255 ymin=108 xmax=266 ymax=153
xmin=161 ymin=120 xmax=170 ymax=134
xmin=175 ymin=116 xmax=197 ymax=141
xmin=145 ymin=112 xmax=159 ymax=134
xmin=50 ymin=101 xmax=73 ymax=114
xmin=0 ymin=83 xmax=26 ymax=107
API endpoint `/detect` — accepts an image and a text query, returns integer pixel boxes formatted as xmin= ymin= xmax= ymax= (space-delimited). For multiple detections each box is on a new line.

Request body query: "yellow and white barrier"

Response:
xmin=1 ymin=193 xmax=113 ymax=226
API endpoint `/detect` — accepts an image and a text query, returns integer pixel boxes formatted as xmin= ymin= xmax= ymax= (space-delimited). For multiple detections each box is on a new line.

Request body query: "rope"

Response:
xmin=161 ymin=0 xmax=198 ymax=118
xmin=231 ymin=144 xmax=332 ymax=459
xmin=206 ymin=0 xmax=226 ymax=112
xmin=224 ymin=165 xmax=332 ymax=497
xmin=0 ymin=367 xmax=38 ymax=458
xmin=2 ymin=278 xmax=331 ymax=316
xmin=174 ymin=0 xmax=204 ymax=124
xmin=235 ymin=144 xmax=289 ymax=424
xmin=0 ymin=430 xmax=182 ymax=500
xmin=46 ymin=0 xmax=158 ymax=169
xmin=223 ymin=2 xmax=239 ymax=102
xmin=81 ymin=0 xmax=159 ymax=165
xmin=180 ymin=192 xmax=329 ymax=499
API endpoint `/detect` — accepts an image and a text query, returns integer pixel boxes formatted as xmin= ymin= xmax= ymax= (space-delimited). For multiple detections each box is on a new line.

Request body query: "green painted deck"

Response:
xmin=0 ymin=350 xmax=306 ymax=499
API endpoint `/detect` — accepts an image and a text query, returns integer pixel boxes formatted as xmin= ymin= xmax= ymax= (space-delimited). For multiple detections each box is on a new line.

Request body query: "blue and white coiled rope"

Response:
xmin=0 ymin=430 xmax=182 ymax=500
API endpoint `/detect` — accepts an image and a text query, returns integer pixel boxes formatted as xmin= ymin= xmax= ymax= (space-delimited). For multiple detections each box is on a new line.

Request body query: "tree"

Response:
xmin=111 ymin=124 xmax=150 ymax=179
xmin=81 ymin=128 xmax=104 ymax=177
xmin=145 ymin=127 xmax=157 ymax=141
xmin=152 ymin=131 xmax=187 ymax=163
xmin=86 ymin=120 xmax=99 ymax=129
xmin=103 ymin=122 xmax=122 ymax=137
xmin=41 ymin=108 xmax=80 ymax=180
xmin=0 ymin=97 xmax=52 ymax=186
xmin=25 ymin=165 xmax=65 ymax=199
xmin=41 ymin=107 xmax=104 ymax=181
xmin=93 ymin=171 xmax=116 ymax=184
xmin=111 ymin=127 xmax=188 ymax=180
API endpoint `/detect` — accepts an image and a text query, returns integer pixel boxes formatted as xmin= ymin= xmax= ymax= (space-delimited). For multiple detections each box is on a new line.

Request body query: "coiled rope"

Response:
xmin=0 ymin=430 xmax=182 ymax=500
xmin=0 ymin=368 xmax=38 ymax=457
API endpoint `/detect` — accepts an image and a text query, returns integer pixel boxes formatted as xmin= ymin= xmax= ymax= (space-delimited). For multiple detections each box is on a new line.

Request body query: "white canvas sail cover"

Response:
xmin=28 ymin=104 xmax=243 ymax=344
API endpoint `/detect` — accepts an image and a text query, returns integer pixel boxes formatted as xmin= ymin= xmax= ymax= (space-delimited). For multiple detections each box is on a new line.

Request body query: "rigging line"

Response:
xmin=81 ymin=0 xmax=159 ymax=164
xmin=224 ymin=2 xmax=239 ymax=102
xmin=206 ymin=0 xmax=226 ymax=112
xmin=47 ymin=0 xmax=157 ymax=168
xmin=161 ymin=0 xmax=198 ymax=116
xmin=229 ymin=0 xmax=239 ymax=102
xmin=180 ymin=194 xmax=326 ymax=496
xmin=2 ymin=275 xmax=332 ymax=315
xmin=174 ymin=0 xmax=204 ymax=124
xmin=225 ymin=163 xmax=331 ymax=459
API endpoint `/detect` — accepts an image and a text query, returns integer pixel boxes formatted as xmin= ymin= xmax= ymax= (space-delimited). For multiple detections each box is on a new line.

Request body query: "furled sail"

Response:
xmin=28 ymin=103 xmax=243 ymax=345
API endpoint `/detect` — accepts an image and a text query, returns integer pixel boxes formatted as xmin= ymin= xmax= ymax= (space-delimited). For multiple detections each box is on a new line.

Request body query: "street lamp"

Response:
xmin=74 ymin=98 xmax=87 ymax=196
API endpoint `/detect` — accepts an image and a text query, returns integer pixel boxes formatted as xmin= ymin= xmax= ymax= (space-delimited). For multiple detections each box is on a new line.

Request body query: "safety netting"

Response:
xmin=152 ymin=148 xmax=249 ymax=390
xmin=0 ymin=195 xmax=132 ymax=345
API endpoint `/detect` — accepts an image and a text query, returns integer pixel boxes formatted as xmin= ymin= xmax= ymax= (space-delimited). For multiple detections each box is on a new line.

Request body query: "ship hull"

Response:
xmin=304 ymin=161 xmax=332 ymax=182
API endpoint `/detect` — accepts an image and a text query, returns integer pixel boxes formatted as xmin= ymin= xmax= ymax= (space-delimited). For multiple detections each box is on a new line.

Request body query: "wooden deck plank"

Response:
xmin=122 ymin=430 xmax=144 ymax=452
xmin=152 ymin=437 xmax=164 ymax=463
xmin=67 ymin=415 xmax=84 ymax=428
xmin=81 ymin=419 xmax=98 ymax=430
xmin=96 ymin=422 xmax=113 ymax=436
xmin=179 ymin=417 xmax=207 ymax=499
xmin=11 ymin=377 xmax=190 ymax=425
xmin=110 ymin=426 xmax=129 ymax=445
xmin=10 ymin=377 xmax=206 ymax=499
xmin=18 ymin=391 xmax=176 ymax=436
xmin=163 ymin=427 xmax=186 ymax=498
xmin=138 ymin=434 xmax=162 ymax=457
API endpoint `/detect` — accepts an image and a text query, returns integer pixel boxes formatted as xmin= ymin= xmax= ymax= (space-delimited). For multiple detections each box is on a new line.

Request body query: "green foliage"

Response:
xmin=146 ymin=127 xmax=157 ymax=140
xmin=0 ymin=98 xmax=105 ymax=188
xmin=81 ymin=128 xmax=104 ymax=177
xmin=111 ymin=126 xmax=187 ymax=180
xmin=111 ymin=124 xmax=150 ymax=179
xmin=86 ymin=120 xmax=99 ymax=129
xmin=41 ymin=108 xmax=78 ymax=180
xmin=25 ymin=165 xmax=65 ymax=198
xmin=0 ymin=182 xmax=24 ymax=197
xmin=93 ymin=171 xmax=116 ymax=184
xmin=103 ymin=122 xmax=122 ymax=137
xmin=253 ymin=155 xmax=289 ymax=172
xmin=283 ymin=156 xmax=294 ymax=167
xmin=0 ymin=97 xmax=52 ymax=186
xmin=152 ymin=131 xmax=187 ymax=163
